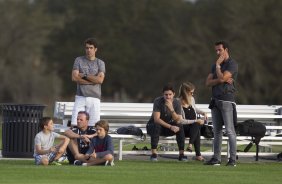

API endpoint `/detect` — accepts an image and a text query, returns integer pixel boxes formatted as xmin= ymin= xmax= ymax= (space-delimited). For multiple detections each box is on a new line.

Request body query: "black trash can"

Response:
xmin=1 ymin=104 xmax=46 ymax=158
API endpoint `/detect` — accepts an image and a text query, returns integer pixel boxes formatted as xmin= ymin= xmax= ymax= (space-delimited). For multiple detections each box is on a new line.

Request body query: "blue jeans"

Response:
xmin=211 ymin=100 xmax=237 ymax=161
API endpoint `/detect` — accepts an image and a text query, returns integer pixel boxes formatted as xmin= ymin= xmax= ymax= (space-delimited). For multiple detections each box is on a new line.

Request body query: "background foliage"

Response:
xmin=1 ymin=0 xmax=282 ymax=114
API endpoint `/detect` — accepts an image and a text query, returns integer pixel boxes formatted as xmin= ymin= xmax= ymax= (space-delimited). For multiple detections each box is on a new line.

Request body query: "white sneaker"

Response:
xmin=105 ymin=160 xmax=115 ymax=166
xmin=58 ymin=156 xmax=69 ymax=164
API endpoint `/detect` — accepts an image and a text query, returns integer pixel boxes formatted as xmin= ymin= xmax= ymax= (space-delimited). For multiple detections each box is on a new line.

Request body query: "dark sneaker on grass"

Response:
xmin=73 ymin=160 xmax=83 ymax=166
xmin=178 ymin=154 xmax=188 ymax=162
xmin=204 ymin=158 xmax=221 ymax=166
xmin=226 ymin=159 xmax=236 ymax=167
xmin=150 ymin=154 xmax=158 ymax=161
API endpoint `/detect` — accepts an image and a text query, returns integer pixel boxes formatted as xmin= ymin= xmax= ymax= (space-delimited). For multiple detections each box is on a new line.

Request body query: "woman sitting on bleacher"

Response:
xmin=178 ymin=82 xmax=208 ymax=161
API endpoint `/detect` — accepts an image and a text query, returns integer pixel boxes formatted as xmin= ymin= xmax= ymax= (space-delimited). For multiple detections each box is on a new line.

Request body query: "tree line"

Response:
xmin=1 ymin=0 xmax=282 ymax=115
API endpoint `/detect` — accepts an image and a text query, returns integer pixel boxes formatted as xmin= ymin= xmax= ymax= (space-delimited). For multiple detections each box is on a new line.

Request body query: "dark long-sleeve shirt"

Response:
xmin=86 ymin=134 xmax=114 ymax=158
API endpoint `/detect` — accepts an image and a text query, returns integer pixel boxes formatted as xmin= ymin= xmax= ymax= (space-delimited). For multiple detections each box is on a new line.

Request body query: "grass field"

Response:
xmin=0 ymin=159 xmax=281 ymax=184
xmin=1 ymin=124 xmax=282 ymax=184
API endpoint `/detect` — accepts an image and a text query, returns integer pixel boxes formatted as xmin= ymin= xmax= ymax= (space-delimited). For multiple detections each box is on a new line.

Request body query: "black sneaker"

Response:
xmin=178 ymin=154 xmax=188 ymax=162
xmin=204 ymin=158 xmax=221 ymax=166
xmin=150 ymin=154 xmax=158 ymax=161
xmin=132 ymin=145 xmax=139 ymax=150
xmin=73 ymin=160 xmax=83 ymax=166
xmin=226 ymin=159 xmax=236 ymax=167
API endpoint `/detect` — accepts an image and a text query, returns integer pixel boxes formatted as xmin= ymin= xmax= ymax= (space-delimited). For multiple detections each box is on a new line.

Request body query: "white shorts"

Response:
xmin=71 ymin=95 xmax=100 ymax=126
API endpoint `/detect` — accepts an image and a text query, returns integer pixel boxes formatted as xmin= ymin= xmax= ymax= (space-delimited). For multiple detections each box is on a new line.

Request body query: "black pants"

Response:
xmin=148 ymin=122 xmax=185 ymax=151
xmin=183 ymin=123 xmax=201 ymax=156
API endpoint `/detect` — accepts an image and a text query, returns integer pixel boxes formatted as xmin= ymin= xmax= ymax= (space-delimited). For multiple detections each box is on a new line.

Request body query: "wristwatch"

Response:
xmin=82 ymin=73 xmax=88 ymax=80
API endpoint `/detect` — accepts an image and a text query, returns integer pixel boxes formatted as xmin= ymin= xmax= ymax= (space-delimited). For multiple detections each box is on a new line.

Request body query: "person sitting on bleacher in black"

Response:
xmin=178 ymin=82 xmax=207 ymax=161
xmin=146 ymin=83 xmax=187 ymax=162
xmin=64 ymin=111 xmax=96 ymax=164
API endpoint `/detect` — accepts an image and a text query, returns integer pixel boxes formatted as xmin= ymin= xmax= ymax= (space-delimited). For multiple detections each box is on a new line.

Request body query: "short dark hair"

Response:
xmin=215 ymin=40 xmax=229 ymax=50
xmin=78 ymin=111 xmax=90 ymax=120
xmin=84 ymin=37 xmax=98 ymax=48
xmin=39 ymin=117 xmax=52 ymax=130
xmin=162 ymin=83 xmax=175 ymax=93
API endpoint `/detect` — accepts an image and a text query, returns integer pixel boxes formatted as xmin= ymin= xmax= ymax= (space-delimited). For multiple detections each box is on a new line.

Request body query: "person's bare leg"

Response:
xmin=75 ymin=153 xmax=89 ymax=162
xmin=85 ymin=158 xmax=106 ymax=166
xmin=68 ymin=138 xmax=86 ymax=159
xmin=86 ymin=154 xmax=113 ymax=166
xmin=54 ymin=139 xmax=70 ymax=160
xmin=151 ymin=149 xmax=157 ymax=155
xmin=41 ymin=156 xmax=49 ymax=166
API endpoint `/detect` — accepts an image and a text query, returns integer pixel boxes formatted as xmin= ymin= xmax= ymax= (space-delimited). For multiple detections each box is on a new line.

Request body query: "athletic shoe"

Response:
xmin=105 ymin=160 xmax=115 ymax=166
xmin=58 ymin=157 xmax=69 ymax=164
xmin=178 ymin=154 xmax=188 ymax=162
xmin=58 ymin=154 xmax=69 ymax=164
xmin=73 ymin=160 xmax=83 ymax=166
xmin=204 ymin=158 xmax=221 ymax=166
xmin=226 ymin=159 xmax=236 ymax=167
xmin=150 ymin=154 xmax=158 ymax=161
xmin=50 ymin=161 xmax=62 ymax=166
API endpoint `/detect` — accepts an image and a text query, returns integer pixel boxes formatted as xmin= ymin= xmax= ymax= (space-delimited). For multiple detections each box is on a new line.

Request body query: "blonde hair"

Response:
xmin=178 ymin=82 xmax=195 ymax=106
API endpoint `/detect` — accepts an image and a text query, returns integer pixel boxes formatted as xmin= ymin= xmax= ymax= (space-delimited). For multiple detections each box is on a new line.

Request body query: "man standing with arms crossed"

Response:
xmin=71 ymin=37 xmax=106 ymax=126
xmin=205 ymin=41 xmax=238 ymax=166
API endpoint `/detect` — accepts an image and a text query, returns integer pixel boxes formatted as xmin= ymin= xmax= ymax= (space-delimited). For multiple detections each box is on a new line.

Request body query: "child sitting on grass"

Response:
xmin=74 ymin=120 xmax=114 ymax=166
xmin=34 ymin=117 xmax=70 ymax=166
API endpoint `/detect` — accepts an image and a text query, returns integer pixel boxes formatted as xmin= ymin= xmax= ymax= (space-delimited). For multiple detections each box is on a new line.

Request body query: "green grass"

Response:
xmin=1 ymin=124 xmax=282 ymax=184
xmin=0 ymin=159 xmax=281 ymax=184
